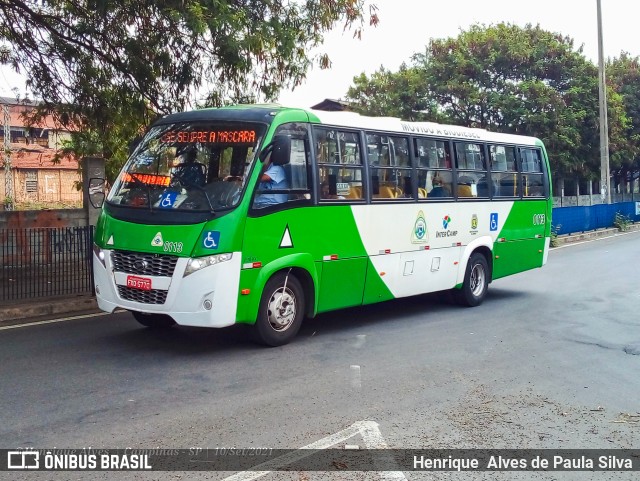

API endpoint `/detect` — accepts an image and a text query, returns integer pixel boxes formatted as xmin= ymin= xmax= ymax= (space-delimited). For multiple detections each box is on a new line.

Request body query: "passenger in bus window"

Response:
xmin=429 ymin=174 xmax=450 ymax=197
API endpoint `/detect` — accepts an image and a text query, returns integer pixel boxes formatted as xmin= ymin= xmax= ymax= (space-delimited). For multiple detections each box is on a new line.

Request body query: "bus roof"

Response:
xmin=307 ymin=109 xmax=540 ymax=146
xmin=156 ymin=104 xmax=541 ymax=147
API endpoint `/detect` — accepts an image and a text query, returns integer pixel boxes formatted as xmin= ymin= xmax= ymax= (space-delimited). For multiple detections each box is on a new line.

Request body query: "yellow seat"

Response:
xmin=457 ymin=184 xmax=473 ymax=197
xmin=345 ymin=185 xmax=362 ymax=199
xmin=374 ymin=185 xmax=396 ymax=199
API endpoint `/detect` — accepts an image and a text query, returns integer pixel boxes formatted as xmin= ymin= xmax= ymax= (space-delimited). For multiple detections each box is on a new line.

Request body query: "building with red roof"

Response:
xmin=1 ymin=96 xmax=82 ymax=208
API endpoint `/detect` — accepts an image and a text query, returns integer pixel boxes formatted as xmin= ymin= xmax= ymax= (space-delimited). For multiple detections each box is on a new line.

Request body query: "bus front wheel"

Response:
xmin=453 ymin=253 xmax=489 ymax=307
xmin=131 ymin=311 xmax=176 ymax=328
xmin=254 ymin=272 xmax=305 ymax=346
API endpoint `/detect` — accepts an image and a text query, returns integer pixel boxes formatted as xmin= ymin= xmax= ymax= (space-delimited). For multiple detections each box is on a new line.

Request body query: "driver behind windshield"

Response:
xmin=171 ymin=148 xmax=206 ymax=187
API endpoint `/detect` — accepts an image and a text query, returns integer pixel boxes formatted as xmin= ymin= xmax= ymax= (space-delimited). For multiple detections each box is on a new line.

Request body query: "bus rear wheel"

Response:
xmin=453 ymin=253 xmax=489 ymax=307
xmin=131 ymin=311 xmax=176 ymax=328
xmin=254 ymin=272 xmax=305 ymax=347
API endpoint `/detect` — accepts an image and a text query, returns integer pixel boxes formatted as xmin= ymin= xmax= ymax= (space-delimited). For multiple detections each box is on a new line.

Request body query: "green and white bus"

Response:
xmin=93 ymin=105 xmax=552 ymax=345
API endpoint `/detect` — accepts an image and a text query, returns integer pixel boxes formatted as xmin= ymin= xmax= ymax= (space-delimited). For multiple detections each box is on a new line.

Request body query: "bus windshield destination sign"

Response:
xmin=161 ymin=130 xmax=257 ymax=144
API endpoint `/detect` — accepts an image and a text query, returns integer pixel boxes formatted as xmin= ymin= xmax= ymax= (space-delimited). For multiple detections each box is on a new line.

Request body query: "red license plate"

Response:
xmin=126 ymin=275 xmax=152 ymax=291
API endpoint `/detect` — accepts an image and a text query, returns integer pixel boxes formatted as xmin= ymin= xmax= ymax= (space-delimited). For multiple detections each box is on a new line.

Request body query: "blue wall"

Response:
xmin=552 ymin=202 xmax=640 ymax=235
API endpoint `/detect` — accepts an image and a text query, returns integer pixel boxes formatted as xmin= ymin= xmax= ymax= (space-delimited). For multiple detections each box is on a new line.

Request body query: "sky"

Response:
xmin=1 ymin=0 xmax=637 ymax=107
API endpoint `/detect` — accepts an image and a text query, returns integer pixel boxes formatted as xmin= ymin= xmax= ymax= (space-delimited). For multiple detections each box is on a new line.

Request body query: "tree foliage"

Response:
xmin=346 ymin=23 xmax=631 ymax=181
xmin=0 ymin=0 xmax=378 ymax=180
xmin=347 ymin=63 xmax=439 ymax=121
xmin=607 ymin=53 xmax=640 ymax=170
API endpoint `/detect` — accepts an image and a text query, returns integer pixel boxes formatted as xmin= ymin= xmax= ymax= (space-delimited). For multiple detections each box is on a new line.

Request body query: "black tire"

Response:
xmin=453 ymin=253 xmax=489 ymax=307
xmin=131 ymin=311 xmax=176 ymax=328
xmin=254 ymin=272 xmax=305 ymax=346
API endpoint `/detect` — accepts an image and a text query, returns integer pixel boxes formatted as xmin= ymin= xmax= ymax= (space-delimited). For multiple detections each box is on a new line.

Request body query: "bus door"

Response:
xmin=492 ymin=147 xmax=549 ymax=278
xmin=314 ymin=127 xmax=368 ymax=312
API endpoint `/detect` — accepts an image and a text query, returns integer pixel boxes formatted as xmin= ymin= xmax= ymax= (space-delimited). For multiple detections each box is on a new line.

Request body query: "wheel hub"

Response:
xmin=267 ymin=289 xmax=296 ymax=331
xmin=470 ymin=264 xmax=486 ymax=297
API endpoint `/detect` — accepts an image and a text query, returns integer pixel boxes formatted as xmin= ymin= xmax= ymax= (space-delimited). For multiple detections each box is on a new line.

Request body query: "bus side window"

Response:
xmin=252 ymin=123 xmax=312 ymax=209
xmin=454 ymin=142 xmax=487 ymax=198
xmin=492 ymin=145 xmax=519 ymax=198
xmin=315 ymin=127 xmax=364 ymax=202
xmin=415 ymin=137 xmax=453 ymax=199
xmin=367 ymin=133 xmax=412 ymax=200
xmin=520 ymin=148 xmax=546 ymax=197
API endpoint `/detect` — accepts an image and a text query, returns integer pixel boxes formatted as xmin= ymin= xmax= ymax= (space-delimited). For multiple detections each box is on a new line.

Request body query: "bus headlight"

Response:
xmin=184 ymin=253 xmax=233 ymax=277
xmin=93 ymin=243 xmax=106 ymax=267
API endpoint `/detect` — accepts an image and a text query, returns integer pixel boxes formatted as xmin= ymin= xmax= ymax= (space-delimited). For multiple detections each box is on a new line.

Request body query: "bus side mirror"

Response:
xmin=88 ymin=177 xmax=106 ymax=208
xmin=259 ymin=135 xmax=291 ymax=166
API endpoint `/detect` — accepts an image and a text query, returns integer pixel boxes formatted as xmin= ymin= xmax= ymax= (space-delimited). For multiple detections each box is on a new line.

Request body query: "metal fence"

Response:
xmin=552 ymin=201 xmax=640 ymax=235
xmin=0 ymin=226 xmax=94 ymax=302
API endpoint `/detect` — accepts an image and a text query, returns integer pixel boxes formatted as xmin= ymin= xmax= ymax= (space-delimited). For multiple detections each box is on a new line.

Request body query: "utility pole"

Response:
xmin=2 ymin=103 xmax=13 ymax=210
xmin=597 ymin=0 xmax=611 ymax=204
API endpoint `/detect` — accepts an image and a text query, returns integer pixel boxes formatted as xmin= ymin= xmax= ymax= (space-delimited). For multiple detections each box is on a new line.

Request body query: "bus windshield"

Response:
xmin=107 ymin=121 xmax=266 ymax=212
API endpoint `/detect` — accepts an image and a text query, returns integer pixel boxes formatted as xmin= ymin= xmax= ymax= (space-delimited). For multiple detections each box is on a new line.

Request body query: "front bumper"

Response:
xmin=93 ymin=249 xmax=241 ymax=328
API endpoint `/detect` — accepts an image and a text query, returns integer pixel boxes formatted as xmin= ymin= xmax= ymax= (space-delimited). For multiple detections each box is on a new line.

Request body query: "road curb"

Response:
xmin=0 ymin=295 xmax=100 ymax=324
xmin=552 ymin=223 xmax=640 ymax=247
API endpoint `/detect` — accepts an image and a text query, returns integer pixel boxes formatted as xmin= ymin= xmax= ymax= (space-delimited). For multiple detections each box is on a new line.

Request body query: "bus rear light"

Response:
xmin=241 ymin=289 xmax=251 ymax=295
xmin=424 ymin=246 xmax=430 ymax=250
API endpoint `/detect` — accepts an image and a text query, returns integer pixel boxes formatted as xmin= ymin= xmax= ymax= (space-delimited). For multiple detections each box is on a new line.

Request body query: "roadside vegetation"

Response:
xmin=0 ymin=0 xmax=379 ymax=182
xmin=346 ymin=23 xmax=640 ymax=190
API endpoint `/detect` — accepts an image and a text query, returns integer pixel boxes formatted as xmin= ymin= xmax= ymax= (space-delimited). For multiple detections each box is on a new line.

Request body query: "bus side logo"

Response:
xmin=411 ymin=211 xmax=429 ymax=244
xmin=202 ymin=231 xmax=221 ymax=249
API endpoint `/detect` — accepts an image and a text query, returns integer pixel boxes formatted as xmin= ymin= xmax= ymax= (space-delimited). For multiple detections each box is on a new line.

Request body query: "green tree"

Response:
xmin=607 ymin=53 xmax=640 ymax=173
xmin=415 ymin=23 xmax=630 ymax=181
xmin=347 ymin=63 xmax=439 ymax=121
xmin=346 ymin=23 xmax=629 ymax=183
xmin=0 ymin=0 xmax=378 ymax=180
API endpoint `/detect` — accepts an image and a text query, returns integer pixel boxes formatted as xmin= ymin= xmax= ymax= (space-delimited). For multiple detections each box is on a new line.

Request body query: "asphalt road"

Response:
xmin=1 ymin=231 xmax=639 ymax=480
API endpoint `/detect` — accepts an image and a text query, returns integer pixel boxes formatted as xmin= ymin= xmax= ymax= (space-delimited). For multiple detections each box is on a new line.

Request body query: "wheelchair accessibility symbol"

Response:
xmin=202 ymin=231 xmax=221 ymax=249
xmin=159 ymin=191 xmax=178 ymax=208
xmin=490 ymin=212 xmax=499 ymax=231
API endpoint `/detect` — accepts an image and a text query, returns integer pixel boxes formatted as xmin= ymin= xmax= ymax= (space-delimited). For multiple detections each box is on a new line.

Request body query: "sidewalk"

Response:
xmin=0 ymin=294 xmax=99 ymax=325
xmin=554 ymin=223 xmax=640 ymax=246
xmin=1 ymin=225 xmax=638 ymax=325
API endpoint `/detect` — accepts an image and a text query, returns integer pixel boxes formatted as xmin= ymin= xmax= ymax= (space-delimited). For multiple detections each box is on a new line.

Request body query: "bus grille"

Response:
xmin=111 ymin=250 xmax=178 ymax=277
xmin=117 ymin=285 xmax=168 ymax=305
